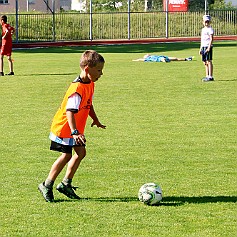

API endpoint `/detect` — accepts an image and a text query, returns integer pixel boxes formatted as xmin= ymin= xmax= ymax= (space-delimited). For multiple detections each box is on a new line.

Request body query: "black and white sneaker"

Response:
xmin=185 ymin=56 xmax=193 ymax=61
xmin=202 ymin=77 xmax=214 ymax=82
xmin=38 ymin=182 xmax=54 ymax=202
xmin=7 ymin=72 xmax=14 ymax=76
xmin=56 ymin=182 xmax=80 ymax=199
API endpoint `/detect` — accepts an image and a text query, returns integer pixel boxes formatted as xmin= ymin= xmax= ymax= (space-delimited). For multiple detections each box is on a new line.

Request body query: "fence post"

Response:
xmin=205 ymin=0 xmax=208 ymax=14
xmin=165 ymin=0 xmax=169 ymax=38
xmin=128 ymin=0 xmax=131 ymax=40
xmin=52 ymin=0 xmax=56 ymax=42
xmin=15 ymin=0 xmax=19 ymax=43
xmin=89 ymin=0 xmax=93 ymax=41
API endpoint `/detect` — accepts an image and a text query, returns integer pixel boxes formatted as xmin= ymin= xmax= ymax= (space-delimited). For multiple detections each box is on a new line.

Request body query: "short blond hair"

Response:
xmin=80 ymin=50 xmax=105 ymax=69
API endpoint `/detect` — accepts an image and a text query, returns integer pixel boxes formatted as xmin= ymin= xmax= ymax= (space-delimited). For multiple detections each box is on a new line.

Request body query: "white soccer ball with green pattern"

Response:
xmin=138 ymin=183 xmax=162 ymax=205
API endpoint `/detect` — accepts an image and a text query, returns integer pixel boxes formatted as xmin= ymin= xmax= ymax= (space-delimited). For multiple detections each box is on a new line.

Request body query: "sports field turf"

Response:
xmin=0 ymin=41 xmax=236 ymax=236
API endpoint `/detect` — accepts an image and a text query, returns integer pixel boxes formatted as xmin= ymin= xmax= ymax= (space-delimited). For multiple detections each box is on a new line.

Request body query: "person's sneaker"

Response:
xmin=7 ymin=72 xmax=14 ymax=76
xmin=0 ymin=72 xmax=4 ymax=76
xmin=202 ymin=77 xmax=214 ymax=82
xmin=38 ymin=182 xmax=54 ymax=202
xmin=185 ymin=56 xmax=193 ymax=61
xmin=56 ymin=182 xmax=80 ymax=199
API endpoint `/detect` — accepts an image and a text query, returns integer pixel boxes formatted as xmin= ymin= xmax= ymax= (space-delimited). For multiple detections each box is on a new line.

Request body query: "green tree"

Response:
xmin=84 ymin=0 xmax=163 ymax=12
xmin=209 ymin=0 xmax=236 ymax=9
xmin=84 ymin=0 xmax=236 ymax=12
xmin=188 ymin=0 xmax=214 ymax=11
xmin=84 ymin=0 xmax=128 ymax=12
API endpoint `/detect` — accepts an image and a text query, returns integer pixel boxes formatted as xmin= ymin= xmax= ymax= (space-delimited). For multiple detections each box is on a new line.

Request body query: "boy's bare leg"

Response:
xmin=208 ymin=61 xmax=213 ymax=77
xmin=204 ymin=62 xmax=209 ymax=77
xmin=65 ymin=146 xmax=86 ymax=179
xmin=170 ymin=57 xmax=193 ymax=61
xmin=169 ymin=57 xmax=179 ymax=61
xmin=47 ymin=153 xmax=72 ymax=181
xmin=0 ymin=55 xmax=4 ymax=73
xmin=7 ymin=56 xmax=13 ymax=73
xmin=55 ymin=146 xmax=86 ymax=200
xmin=38 ymin=153 xmax=72 ymax=202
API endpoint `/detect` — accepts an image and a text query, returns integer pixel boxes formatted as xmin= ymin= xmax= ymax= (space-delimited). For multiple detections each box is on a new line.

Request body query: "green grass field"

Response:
xmin=0 ymin=41 xmax=236 ymax=237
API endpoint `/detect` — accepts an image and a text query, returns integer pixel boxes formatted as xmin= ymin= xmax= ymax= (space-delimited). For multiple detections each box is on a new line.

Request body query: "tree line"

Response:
xmin=76 ymin=0 xmax=236 ymax=12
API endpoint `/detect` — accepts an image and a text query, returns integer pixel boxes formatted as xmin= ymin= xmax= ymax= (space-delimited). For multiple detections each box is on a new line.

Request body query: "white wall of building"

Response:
xmin=71 ymin=0 xmax=86 ymax=11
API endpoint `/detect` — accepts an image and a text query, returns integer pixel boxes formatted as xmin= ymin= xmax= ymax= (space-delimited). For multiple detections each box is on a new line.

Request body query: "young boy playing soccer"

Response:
xmin=199 ymin=15 xmax=214 ymax=82
xmin=38 ymin=50 xmax=106 ymax=202
xmin=0 ymin=15 xmax=15 ymax=76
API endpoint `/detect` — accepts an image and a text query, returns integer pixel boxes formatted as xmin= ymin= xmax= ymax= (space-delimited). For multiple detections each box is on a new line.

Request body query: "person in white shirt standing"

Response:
xmin=200 ymin=15 xmax=214 ymax=82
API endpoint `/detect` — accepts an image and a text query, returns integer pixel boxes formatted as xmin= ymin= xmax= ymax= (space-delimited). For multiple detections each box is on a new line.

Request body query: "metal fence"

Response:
xmin=7 ymin=10 xmax=237 ymax=43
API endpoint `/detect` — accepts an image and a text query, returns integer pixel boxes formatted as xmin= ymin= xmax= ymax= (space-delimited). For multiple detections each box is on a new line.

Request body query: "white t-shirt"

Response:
xmin=66 ymin=93 xmax=81 ymax=112
xmin=201 ymin=26 xmax=214 ymax=47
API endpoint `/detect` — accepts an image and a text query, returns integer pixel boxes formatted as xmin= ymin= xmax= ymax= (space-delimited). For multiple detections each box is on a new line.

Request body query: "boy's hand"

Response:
xmin=91 ymin=120 xmax=106 ymax=129
xmin=200 ymin=49 xmax=205 ymax=55
xmin=73 ymin=134 xmax=86 ymax=145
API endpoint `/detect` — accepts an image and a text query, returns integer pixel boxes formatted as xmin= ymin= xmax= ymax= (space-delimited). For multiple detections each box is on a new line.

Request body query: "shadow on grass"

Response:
xmin=18 ymin=73 xmax=77 ymax=76
xmin=217 ymin=79 xmax=237 ymax=82
xmin=54 ymin=195 xmax=237 ymax=206
xmin=53 ymin=197 xmax=138 ymax=203
xmin=14 ymin=41 xmax=236 ymax=55
xmin=161 ymin=196 xmax=237 ymax=206
xmin=14 ymin=42 xmax=198 ymax=54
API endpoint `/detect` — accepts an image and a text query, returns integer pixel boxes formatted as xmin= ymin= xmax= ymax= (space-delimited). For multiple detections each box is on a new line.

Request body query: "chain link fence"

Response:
xmin=6 ymin=9 xmax=237 ymax=42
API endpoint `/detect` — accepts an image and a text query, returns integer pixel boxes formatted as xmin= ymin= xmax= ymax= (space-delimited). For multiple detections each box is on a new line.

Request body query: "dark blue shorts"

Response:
xmin=50 ymin=141 xmax=85 ymax=154
xmin=201 ymin=46 xmax=213 ymax=62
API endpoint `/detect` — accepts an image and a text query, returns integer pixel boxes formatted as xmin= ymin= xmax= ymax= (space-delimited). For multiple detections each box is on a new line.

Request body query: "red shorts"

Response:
xmin=1 ymin=44 xmax=12 ymax=56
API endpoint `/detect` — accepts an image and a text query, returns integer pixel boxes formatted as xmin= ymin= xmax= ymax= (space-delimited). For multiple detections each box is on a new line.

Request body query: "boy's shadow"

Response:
xmin=54 ymin=195 xmax=237 ymax=206
xmin=20 ymin=73 xmax=76 ymax=76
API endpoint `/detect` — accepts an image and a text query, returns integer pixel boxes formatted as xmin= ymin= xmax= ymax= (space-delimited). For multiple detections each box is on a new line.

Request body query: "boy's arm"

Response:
xmin=206 ymin=34 xmax=213 ymax=52
xmin=89 ymin=104 xmax=106 ymax=129
xmin=2 ymin=26 xmax=8 ymax=39
xmin=2 ymin=26 xmax=15 ymax=39
xmin=11 ymin=26 xmax=15 ymax=35
xmin=199 ymin=40 xmax=203 ymax=54
xmin=199 ymin=45 xmax=203 ymax=54
xmin=66 ymin=110 xmax=86 ymax=145
xmin=66 ymin=110 xmax=77 ymax=132
xmin=132 ymin=58 xmax=144 ymax=61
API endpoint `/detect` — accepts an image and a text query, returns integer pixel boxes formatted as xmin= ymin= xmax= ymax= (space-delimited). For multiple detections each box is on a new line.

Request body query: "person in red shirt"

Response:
xmin=0 ymin=15 xmax=15 ymax=76
xmin=38 ymin=50 xmax=106 ymax=202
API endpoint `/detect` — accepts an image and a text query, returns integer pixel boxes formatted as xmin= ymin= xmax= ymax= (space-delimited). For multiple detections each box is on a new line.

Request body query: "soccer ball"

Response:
xmin=138 ymin=183 xmax=162 ymax=205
